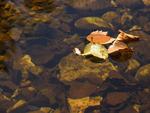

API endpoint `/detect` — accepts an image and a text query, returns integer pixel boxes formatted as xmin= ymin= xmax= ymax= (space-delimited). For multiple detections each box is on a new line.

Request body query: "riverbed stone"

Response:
xmin=58 ymin=53 xmax=118 ymax=85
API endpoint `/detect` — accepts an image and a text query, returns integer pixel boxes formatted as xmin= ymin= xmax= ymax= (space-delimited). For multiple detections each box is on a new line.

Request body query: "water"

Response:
xmin=0 ymin=0 xmax=150 ymax=113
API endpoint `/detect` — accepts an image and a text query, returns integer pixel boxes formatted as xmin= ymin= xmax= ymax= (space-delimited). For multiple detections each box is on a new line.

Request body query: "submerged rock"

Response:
xmin=58 ymin=53 xmax=117 ymax=84
xmin=67 ymin=96 xmax=102 ymax=113
xmin=28 ymin=107 xmax=55 ymax=113
xmin=135 ymin=64 xmax=150 ymax=86
xmin=26 ymin=45 xmax=55 ymax=65
xmin=65 ymin=0 xmax=112 ymax=11
xmin=68 ymin=81 xmax=98 ymax=98
xmin=143 ymin=22 xmax=150 ymax=33
xmin=7 ymin=99 xmax=27 ymax=113
xmin=24 ymin=0 xmax=56 ymax=13
xmin=119 ymin=106 xmax=139 ymax=113
xmin=0 ymin=93 xmax=14 ymax=113
xmin=115 ymin=0 xmax=143 ymax=8
xmin=74 ymin=17 xmax=114 ymax=30
xmin=128 ymin=31 xmax=150 ymax=63
xmin=102 ymin=11 xmax=119 ymax=23
xmin=13 ymin=54 xmax=43 ymax=80
xmin=8 ymin=27 xmax=23 ymax=41
xmin=125 ymin=58 xmax=140 ymax=72
xmin=103 ymin=92 xmax=130 ymax=106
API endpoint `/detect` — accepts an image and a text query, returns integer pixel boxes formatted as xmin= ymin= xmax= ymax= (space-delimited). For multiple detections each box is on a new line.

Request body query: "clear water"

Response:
xmin=0 ymin=0 xmax=150 ymax=113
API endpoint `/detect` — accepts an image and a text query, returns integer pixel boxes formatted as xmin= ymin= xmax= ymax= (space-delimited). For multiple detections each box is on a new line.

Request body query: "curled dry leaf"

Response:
xmin=86 ymin=30 xmax=115 ymax=44
xmin=116 ymin=30 xmax=139 ymax=41
xmin=90 ymin=30 xmax=108 ymax=35
xmin=68 ymin=96 xmax=103 ymax=113
xmin=108 ymin=41 xmax=131 ymax=54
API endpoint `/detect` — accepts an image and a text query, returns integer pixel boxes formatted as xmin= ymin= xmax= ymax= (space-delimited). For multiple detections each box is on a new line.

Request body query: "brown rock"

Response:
xmin=105 ymin=92 xmax=130 ymax=106
xmin=135 ymin=64 xmax=150 ymax=86
xmin=65 ymin=0 xmax=112 ymax=11
xmin=58 ymin=53 xmax=117 ymax=85
xmin=68 ymin=81 xmax=98 ymax=98
xmin=0 ymin=94 xmax=14 ymax=113
xmin=144 ymin=22 xmax=150 ymax=32
xmin=102 ymin=11 xmax=119 ymax=23
xmin=115 ymin=0 xmax=143 ymax=7
xmin=26 ymin=45 xmax=54 ymax=65
xmin=119 ymin=106 xmax=138 ymax=113
xmin=7 ymin=100 xmax=28 ymax=113
xmin=28 ymin=94 xmax=50 ymax=107
xmin=128 ymin=31 xmax=150 ymax=63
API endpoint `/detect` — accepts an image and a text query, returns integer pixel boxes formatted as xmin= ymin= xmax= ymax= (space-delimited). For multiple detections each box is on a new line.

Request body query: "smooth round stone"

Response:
xmin=135 ymin=64 xmax=150 ymax=86
xmin=65 ymin=0 xmax=112 ymax=11
xmin=104 ymin=92 xmax=130 ymax=106
xmin=74 ymin=17 xmax=113 ymax=30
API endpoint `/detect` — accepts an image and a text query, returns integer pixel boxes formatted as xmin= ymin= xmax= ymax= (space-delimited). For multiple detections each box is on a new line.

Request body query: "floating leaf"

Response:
xmin=74 ymin=43 xmax=108 ymax=60
xmin=86 ymin=30 xmax=115 ymax=44
xmin=108 ymin=41 xmax=129 ymax=54
xmin=116 ymin=30 xmax=139 ymax=42
xmin=108 ymin=41 xmax=133 ymax=61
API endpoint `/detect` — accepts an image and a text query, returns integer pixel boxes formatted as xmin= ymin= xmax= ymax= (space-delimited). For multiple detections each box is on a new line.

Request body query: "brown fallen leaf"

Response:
xmin=116 ymin=30 xmax=139 ymax=42
xmin=86 ymin=30 xmax=115 ymax=44
xmin=108 ymin=40 xmax=130 ymax=54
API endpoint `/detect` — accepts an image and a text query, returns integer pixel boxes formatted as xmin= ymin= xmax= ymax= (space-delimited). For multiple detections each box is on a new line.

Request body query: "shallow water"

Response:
xmin=0 ymin=0 xmax=150 ymax=113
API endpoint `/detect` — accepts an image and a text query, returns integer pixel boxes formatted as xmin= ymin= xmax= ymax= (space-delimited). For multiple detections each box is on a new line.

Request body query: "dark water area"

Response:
xmin=0 ymin=0 xmax=150 ymax=113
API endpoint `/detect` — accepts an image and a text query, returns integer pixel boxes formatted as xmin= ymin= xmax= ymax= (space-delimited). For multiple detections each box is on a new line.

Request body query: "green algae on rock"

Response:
xmin=58 ymin=53 xmax=117 ymax=84
xmin=74 ymin=17 xmax=114 ymax=30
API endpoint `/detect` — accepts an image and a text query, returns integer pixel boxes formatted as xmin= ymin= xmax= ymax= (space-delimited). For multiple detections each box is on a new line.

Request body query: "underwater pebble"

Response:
xmin=68 ymin=81 xmax=98 ymax=98
xmin=143 ymin=22 xmax=150 ymax=32
xmin=7 ymin=99 xmax=27 ymax=113
xmin=119 ymin=106 xmax=139 ymax=113
xmin=68 ymin=96 xmax=102 ymax=113
xmin=135 ymin=64 xmax=150 ymax=86
xmin=74 ymin=17 xmax=114 ymax=30
xmin=64 ymin=0 xmax=112 ymax=11
xmin=125 ymin=58 xmax=140 ymax=72
xmin=58 ymin=53 xmax=117 ymax=84
xmin=115 ymin=0 xmax=143 ymax=7
xmin=104 ymin=92 xmax=130 ymax=106
xmin=128 ymin=31 xmax=150 ymax=63
xmin=8 ymin=27 xmax=23 ymax=41
xmin=102 ymin=11 xmax=119 ymax=23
